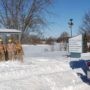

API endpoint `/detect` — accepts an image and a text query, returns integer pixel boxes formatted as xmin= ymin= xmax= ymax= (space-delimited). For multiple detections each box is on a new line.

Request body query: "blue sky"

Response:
xmin=45 ymin=0 xmax=90 ymax=38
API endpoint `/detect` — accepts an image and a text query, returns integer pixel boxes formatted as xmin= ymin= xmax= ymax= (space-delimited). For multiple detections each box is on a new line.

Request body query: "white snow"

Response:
xmin=81 ymin=53 xmax=90 ymax=60
xmin=0 ymin=44 xmax=89 ymax=90
xmin=0 ymin=29 xmax=21 ymax=33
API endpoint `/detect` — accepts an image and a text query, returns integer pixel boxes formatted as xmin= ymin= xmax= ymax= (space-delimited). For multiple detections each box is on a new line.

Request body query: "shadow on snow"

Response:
xmin=70 ymin=59 xmax=90 ymax=85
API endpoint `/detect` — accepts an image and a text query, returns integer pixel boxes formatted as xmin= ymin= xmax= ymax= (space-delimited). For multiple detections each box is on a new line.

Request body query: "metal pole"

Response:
xmin=71 ymin=26 xmax=72 ymax=37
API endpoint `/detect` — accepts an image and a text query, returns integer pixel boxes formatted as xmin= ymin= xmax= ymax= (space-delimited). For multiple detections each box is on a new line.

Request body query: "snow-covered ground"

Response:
xmin=0 ymin=44 xmax=89 ymax=90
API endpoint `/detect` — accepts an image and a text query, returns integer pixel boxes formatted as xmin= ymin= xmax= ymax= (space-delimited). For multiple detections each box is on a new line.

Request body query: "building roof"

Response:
xmin=0 ymin=29 xmax=21 ymax=33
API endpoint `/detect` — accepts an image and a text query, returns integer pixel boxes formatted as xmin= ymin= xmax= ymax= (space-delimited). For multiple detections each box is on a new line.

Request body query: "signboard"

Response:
xmin=69 ymin=35 xmax=83 ymax=53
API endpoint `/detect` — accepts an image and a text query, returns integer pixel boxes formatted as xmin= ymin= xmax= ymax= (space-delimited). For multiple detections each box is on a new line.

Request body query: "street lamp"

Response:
xmin=68 ymin=19 xmax=74 ymax=37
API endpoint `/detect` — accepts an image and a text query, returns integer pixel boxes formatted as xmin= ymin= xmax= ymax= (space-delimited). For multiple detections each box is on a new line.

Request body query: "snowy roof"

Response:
xmin=0 ymin=29 xmax=21 ymax=33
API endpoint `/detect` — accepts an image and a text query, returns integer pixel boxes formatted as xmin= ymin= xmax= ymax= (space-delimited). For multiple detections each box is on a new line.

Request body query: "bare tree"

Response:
xmin=79 ymin=11 xmax=90 ymax=41
xmin=57 ymin=31 xmax=69 ymax=43
xmin=0 ymin=0 xmax=52 ymax=41
xmin=46 ymin=37 xmax=54 ymax=45
xmin=80 ymin=11 xmax=90 ymax=34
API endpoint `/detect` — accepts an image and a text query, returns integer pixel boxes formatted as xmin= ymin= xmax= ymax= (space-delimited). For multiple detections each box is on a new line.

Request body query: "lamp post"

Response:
xmin=68 ymin=19 xmax=74 ymax=37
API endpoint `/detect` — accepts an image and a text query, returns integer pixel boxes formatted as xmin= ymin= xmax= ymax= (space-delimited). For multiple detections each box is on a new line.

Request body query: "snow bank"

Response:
xmin=22 ymin=44 xmax=51 ymax=57
xmin=22 ymin=44 xmax=68 ymax=58
xmin=81 ymin=53 xmax=90 ymax=60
